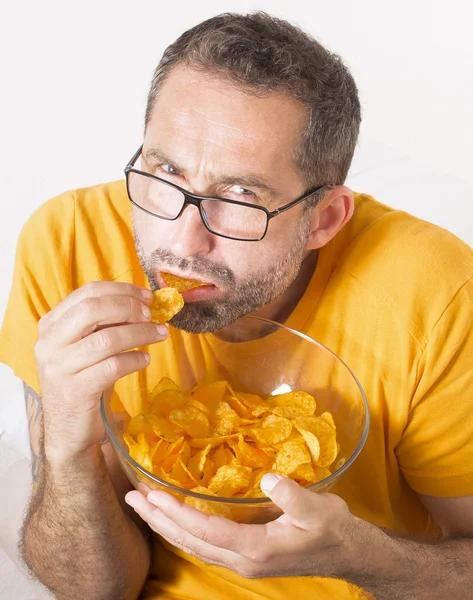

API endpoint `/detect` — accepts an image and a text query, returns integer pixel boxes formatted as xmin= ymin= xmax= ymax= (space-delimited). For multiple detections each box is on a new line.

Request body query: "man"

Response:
xmin=2 ymin=11 xmax=473 ymax=600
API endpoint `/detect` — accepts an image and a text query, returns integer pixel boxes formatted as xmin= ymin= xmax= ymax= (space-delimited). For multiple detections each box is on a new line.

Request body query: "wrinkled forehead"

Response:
xmin=144 ymin=66 xmax=307 ymax=186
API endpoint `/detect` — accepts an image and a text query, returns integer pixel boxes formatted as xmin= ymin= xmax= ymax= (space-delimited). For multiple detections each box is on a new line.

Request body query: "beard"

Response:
xmin=133 ymin=219 xmax=311 ymax=334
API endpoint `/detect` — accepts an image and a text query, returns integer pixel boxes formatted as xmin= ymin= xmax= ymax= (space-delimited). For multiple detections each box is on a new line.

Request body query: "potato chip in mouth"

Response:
xmin=161 ymin=272 xmax=208 ymax=293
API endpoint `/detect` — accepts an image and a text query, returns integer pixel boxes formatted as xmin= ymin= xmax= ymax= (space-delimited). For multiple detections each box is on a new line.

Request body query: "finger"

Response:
xmin=125 ymin=491 xmax=236 ymax=567
xmin=76 ymin=349 xmax=151 ymax=394
xmin=45 ymin=294 xmax=161 ymax=346
xmin=65 ymin=322 xmax=168 ymax=372
xmin=146 ymin=490 xmax=264 ymax=558
xmin=260 ymin=473 xmax=328 ymax=528
xmin=38 ymin=281 xmax=153 ymax=336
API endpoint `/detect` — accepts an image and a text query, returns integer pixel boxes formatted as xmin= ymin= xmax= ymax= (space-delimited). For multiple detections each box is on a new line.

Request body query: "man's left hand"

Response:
xmin=125 ymin=473 xmax=355 ymax=579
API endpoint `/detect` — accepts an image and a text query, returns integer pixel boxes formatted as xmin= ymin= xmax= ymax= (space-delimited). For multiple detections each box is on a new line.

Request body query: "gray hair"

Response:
xmin=145 ymin=11 xmax=361 ymax=192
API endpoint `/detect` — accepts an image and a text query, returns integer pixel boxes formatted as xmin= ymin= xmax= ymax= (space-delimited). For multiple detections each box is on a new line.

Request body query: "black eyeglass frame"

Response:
xmin=124 ymin=145 xmax=326 ymax=242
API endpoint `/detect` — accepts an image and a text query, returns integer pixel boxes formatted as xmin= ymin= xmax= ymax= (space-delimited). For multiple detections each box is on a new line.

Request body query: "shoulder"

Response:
xmin=18 ymin=179 xmax=133 ymax=285
xmin=334 ymin=192 xmax=473 ymax=345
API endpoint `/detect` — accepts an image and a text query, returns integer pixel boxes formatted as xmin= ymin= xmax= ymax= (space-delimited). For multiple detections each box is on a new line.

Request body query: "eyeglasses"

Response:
xmin=124 ymin=146 xmax=326 ymax=242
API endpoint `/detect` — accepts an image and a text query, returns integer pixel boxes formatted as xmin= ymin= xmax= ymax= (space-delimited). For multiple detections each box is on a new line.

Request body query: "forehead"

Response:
xmin=145 ymin=66 xmax=307 ymax=183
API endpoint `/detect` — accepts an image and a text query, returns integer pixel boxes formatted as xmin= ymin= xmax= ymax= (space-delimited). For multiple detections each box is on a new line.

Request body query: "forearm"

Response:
xmin=341 ymin=516 xmax=473 ymax=599
xmin=21 ymin=444 xmax=150 ymax=600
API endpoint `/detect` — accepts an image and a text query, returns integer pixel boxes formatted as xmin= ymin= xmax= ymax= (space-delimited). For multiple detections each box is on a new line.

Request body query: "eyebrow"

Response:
xmin=144 ymin=147 xmax=281 ymax=200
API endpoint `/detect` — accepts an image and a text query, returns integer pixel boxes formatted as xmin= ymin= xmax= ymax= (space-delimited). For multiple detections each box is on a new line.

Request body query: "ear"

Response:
xmin=306 ymin=186 xmax=354 ymax=250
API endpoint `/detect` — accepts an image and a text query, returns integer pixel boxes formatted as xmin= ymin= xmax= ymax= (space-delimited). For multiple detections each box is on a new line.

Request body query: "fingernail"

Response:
xmin=260 ymin=473 xmax=283 ymax=493
xmin=155 ymin=324 xmax=168 ymax=336
xmin=142 ymin=288 xmax=153 ymax=298
xmin=125 ymin=493 xmax=137 ymax=508
xmin=142 ymin=305 xmax=151 ymax=319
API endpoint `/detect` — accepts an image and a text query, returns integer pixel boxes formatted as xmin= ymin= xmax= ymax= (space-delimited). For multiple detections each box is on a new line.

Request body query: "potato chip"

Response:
xmin=268 ymin=390 xmax=316 ymax=418
xmin=137 ymin=431 xmax=152 ymax=451
xmin=129 ymin=444 xmax=153 ymax=472
xmin=169 ymin=406 xmax=210 ymax=438
xmin=189 ymin=381 xmax=228 ymax=410
xmin=333 ymin=456 xmax=346 ymax=471
xmin=149 ymin=377 xmax=179 ymax=399
xmin=122 ymin=432 xmax=135 ymax=451
xmin=150 ymin=287 xmax=184 ymax=323
xmin=228 ymin=435 xmax=272 ymax=469
xmin=274 ymin=439 xmax=311 ymax=475
xmin=314 ymin=467 xmax=332 ymax=482
xmin=293 ymin=416 xmax=338 ymax=468
xmin=151 ymin=389 xmax=186 ymax=418
xmin=147 ymin=414 xmax=184 ymax=442
xmin=238 ymin=392 xmax=270 ymax=417
xmin=225 ymin=447 xmax=239 ymax=465
xmin=161 ymin=272 xmax=207 ymax=292
xmin=249 ymin=414 xmax=292 ymax=446
xmin=128 ymin=414 xmax=155 ymax=436
xmin=292 ymin=462 xmax=319 ymax=483
xmin=211 ymin=444 xmax=229 ymax=470
xmin=161 ymin=437 xmax=188 ymax=472
xmin=212 ymin=401 xmax=241 ymax=436
xmin=298 ymin=429 xmax=321 ymax=463
xmin=242 ymin=487 xmax=266 ymax=499
xmin=187 ymin=443 xmax=214 ymax=485
xmin=184 ymin=397 xmax=211 ymax=416
xmin=171 ymin=457 xmax=199 ymax=488
xmin=208 ymin=465 xmax=253 ymax=496
xmin=320 ymin=411 xmax=336 ymax=430
xmin=149 ymin=439 xmax=169 ymax=464
xmin=224 ymin=394 xmax=253 ymax=419
xmin=189 ymin=434 xmax=238 ymax=449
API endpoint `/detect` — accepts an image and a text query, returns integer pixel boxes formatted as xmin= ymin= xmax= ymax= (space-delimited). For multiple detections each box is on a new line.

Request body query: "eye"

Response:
xmin=160 ymin=164 xmax=180 ymax=176
xmin=229 ymin=185 xmax=255 ymax=196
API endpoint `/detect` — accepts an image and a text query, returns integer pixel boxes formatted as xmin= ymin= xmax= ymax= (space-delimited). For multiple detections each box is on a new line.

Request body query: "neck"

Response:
xmin=251 ymin=249 xmax=319 ymax=324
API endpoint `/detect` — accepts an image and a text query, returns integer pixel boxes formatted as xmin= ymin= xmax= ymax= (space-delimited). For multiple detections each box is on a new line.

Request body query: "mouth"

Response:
xmin=158 ymin=270 xmax=215 ymax=288
xmin=157 ymin=271 xmax=218 ymax=303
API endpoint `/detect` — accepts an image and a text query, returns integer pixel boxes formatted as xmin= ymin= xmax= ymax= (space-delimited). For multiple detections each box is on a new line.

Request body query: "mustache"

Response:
xmin=148 ymin=248 xmax=235 ymax=287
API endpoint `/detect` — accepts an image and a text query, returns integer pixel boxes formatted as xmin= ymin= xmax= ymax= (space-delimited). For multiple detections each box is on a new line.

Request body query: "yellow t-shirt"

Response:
xmin=2 ymin=180 xmax=473 ymax=600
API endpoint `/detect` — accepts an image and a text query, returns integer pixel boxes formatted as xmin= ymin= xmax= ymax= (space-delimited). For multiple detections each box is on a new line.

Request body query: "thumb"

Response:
xmin=260 ymin=473 xmax=325 ymax=526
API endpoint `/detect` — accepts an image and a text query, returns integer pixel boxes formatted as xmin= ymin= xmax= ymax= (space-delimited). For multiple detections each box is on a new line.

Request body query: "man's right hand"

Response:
xmin=34 ymin=281 xmax=167 ymax=463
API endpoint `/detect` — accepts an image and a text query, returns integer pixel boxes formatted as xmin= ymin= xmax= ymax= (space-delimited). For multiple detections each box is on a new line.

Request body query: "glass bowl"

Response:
xmin=101 ymin=315 xmax=369 ymax=524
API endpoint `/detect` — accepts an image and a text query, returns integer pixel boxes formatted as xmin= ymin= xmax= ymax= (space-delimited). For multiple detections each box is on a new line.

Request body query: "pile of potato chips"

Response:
xmin=122 ymin=377 xmax=343 ymax=500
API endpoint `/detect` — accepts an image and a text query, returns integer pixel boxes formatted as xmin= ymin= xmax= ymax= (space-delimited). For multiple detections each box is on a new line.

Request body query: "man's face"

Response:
xmin=133 ymin=66 xmax=313 ymax=333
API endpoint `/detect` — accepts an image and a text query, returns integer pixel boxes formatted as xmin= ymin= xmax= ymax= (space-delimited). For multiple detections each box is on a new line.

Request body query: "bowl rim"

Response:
xmin=100 ymin=314 xmax=370 ymax=504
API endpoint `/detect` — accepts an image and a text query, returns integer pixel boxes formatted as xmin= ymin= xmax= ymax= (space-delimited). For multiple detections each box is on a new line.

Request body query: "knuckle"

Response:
xmin=104 ymin=356 xmax=121 ymax=379
xmin=94 ymin=329 xmax=113 ymax=352
xmin=33 ymin=339 xmax=45 ymax=361
xmin=80 ymin=295 xmax=100 ymax=316
xmin=127 ymin=295 xmax=138 ymax=316
xmin=191 ymin=527 xmax=209 ymax=543
xmin=42 ymin=362 xmax=58 ymax=382
xmin=80 ymin=281 xmax=100 ymax=297
xmin=237 ymin=563 xmax=261 ymax=579
xmin=245 ymin=548 xmax=269 ymax=564
xmin=37 ymin=314 xmax=49 ymax=337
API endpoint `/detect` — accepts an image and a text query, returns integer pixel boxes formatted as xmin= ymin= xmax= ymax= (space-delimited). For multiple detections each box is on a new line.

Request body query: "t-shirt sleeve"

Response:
xmin=396 ymin=277 xmax=473 ymax=497
xmin=0 ymin=192 xmax=75 ymax=394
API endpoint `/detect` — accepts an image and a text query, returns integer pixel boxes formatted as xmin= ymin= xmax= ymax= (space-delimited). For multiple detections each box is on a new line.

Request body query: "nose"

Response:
xmin=169 ymin=203 xmax=214 ymax=258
